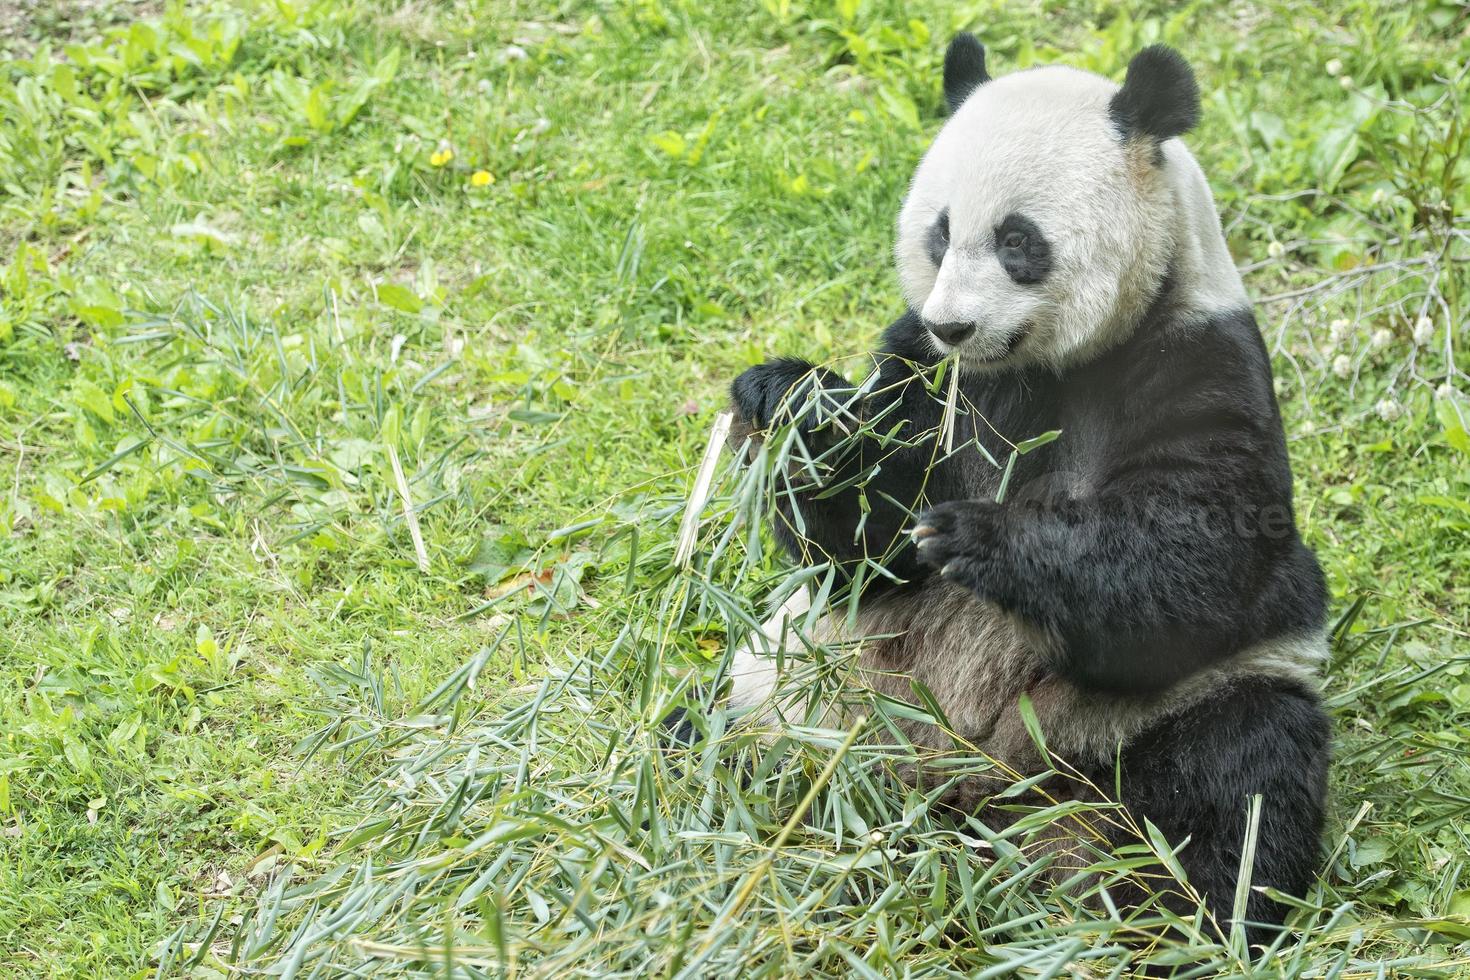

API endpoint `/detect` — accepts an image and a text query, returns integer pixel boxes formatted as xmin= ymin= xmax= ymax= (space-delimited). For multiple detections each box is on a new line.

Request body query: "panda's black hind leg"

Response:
xmin=1112 ymin=674 xmax=1330 ymax=950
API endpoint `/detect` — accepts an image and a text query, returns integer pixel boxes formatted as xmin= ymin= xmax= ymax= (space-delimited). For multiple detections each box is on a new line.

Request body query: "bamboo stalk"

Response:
xmin=673 ymin=411 xmax=732 ymax=569
xmin=940 ymin=356 xmax=960 ymax=454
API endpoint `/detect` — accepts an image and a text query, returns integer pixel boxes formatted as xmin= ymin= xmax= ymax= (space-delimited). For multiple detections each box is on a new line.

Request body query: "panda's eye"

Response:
xmin=995 ymin=213 xmax=1051 ymax=285
xmin=925 ymin=209 xmax=951 ymax=267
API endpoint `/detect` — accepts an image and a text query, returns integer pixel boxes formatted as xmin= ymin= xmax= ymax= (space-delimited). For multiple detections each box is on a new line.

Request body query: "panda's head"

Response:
xmin=896 ymin=37 xmax=1242 ymax=373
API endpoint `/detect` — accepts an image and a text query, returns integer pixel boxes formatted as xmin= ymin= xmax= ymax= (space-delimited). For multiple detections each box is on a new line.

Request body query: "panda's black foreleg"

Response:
xmin=1107 ymin=676 xmax=1330 ymax=950
xmin=729 ymin=357 xmax=855 ymax=444
xmin=729 ymin=357 xmax=936 ymax=580
xmin=906 ymin=491 xmax=1317 ymax=693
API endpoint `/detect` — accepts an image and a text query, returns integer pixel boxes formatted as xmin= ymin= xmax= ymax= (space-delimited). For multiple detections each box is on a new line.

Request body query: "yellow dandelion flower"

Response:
xmin=470 ymin=170 xmax=495 ymax=187
xmin=430 ymin=144 xmax=454 ymax=167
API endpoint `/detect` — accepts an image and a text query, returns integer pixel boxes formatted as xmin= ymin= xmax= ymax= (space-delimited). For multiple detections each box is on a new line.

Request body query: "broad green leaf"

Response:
xmin=375 ymin=283 xmax=423 ymax=313
xmin=61 ymin=733 xmax=93 ymax=775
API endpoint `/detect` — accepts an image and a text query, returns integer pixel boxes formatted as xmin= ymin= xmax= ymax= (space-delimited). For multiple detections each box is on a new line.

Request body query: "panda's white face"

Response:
xmin=896 ymin=66 xmax=1179 ymax=372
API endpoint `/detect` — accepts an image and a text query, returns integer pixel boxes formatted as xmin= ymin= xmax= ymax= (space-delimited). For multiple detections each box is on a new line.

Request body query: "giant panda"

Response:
xmin=682 ymin=37 xmax=1332 ymax=943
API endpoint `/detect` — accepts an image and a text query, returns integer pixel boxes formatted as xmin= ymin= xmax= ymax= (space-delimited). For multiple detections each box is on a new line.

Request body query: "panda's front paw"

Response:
xmin=912 ymin=500 xmax=1003 ymax=586
xmin=730 ymin=357 xmax=817 ymax=433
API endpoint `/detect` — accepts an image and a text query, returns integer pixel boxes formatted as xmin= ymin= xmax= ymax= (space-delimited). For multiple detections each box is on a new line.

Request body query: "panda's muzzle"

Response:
xmin=927 ymin=319 xmax=1029 ymax=361
xmin=926 ymin=320 xmax=976 ymax=346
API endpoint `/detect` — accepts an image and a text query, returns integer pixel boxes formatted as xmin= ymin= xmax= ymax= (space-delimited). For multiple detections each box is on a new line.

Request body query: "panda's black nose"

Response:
xmin=926 ymin=321 xmax=976 ymax=345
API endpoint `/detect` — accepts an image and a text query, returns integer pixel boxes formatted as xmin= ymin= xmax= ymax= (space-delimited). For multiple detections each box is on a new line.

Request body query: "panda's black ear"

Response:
xmin=943 ymin=33 xmax=990 ymax=114
xmin=1109 ymin=45 xmax=1199 ymax=143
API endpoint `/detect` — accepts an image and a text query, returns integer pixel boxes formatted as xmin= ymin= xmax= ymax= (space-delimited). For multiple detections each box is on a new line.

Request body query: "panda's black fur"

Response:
xmin=694 ymin=38 xmax=1332 ymax=947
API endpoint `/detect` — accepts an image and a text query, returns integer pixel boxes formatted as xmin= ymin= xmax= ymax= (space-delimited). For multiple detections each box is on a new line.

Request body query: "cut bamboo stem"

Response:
xmin=674 ymin=411 xmax=733 ymax=569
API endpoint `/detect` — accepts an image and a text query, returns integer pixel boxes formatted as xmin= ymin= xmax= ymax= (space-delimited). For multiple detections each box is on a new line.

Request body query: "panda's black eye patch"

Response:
xmin=926 ymin=208 xmax=951 ymax=267
xmin=995 ymin=213 xmax=1051 ymax=285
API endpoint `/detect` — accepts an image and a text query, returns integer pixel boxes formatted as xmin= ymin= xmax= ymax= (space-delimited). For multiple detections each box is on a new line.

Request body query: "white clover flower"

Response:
xmin=1375 ymin=398 xmax=1402 ymax=422
xmin=1273 ymin=376 xmax=1286 ymax=396
xmin=1339 ymin=75 xmax=1354 ymax=90
xmin=1325 ymin=58 xmax=1343 ymax=77
xmin=1436 ymin=383 xmax=1459 ymax=401
xmin=1328 ymin=318 xmax=1351 ymax=344
xmin=1267 ymin=240 xmax=1285 ymax=258
xmin=1370 ymin=328 xmax=1393 ymax=349
xmin=1332 ymin=354 xmax=1353 ymax=378
xmin=1412 ymin=316 xmax=1434 ymax=346
xmin=1300 ymin=418 xmax=1316 ymax=435
xmin=502 ymin=45 xmax=529 ymax=62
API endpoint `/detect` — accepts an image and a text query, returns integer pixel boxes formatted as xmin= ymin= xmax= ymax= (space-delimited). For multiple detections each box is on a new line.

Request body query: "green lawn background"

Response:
xmin=0 ymin=0 xmax=1467 ymax=974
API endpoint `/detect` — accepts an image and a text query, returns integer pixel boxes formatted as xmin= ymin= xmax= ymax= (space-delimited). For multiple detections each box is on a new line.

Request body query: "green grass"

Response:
xmin=0 ymin=0 xmax=1467 ymax=975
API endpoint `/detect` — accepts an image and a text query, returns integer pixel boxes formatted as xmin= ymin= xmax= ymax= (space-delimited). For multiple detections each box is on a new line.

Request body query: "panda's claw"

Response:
xmin=911 ymin=500 xmax=1004 ymax=589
